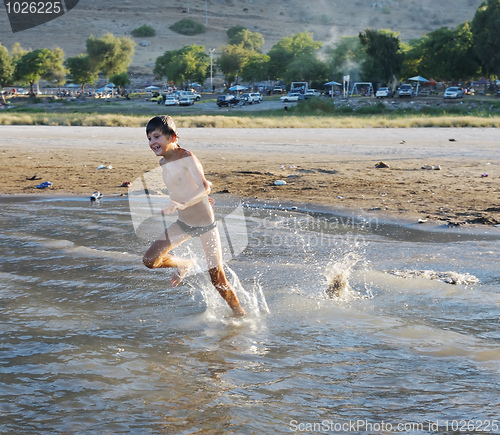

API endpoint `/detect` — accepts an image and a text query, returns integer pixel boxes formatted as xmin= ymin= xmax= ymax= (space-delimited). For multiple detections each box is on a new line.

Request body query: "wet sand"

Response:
xmin=1 ymin=125 xmax=499 ymax=226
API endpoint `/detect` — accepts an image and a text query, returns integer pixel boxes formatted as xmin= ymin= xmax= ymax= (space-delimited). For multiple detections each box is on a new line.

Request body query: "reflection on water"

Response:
xmin=1 ymin=197 xmax=499 ymax=433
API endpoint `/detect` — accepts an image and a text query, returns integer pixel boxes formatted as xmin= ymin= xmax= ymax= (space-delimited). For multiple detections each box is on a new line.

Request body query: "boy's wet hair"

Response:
xmin=146 ymin=115 xmax=179 ymax=138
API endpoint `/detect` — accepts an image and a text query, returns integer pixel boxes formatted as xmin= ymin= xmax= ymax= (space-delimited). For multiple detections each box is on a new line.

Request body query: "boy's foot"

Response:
xmin=232 ymin=305 xmax=247 ymax=317
xmin=171 ymin=261 xmax=193 ymax=287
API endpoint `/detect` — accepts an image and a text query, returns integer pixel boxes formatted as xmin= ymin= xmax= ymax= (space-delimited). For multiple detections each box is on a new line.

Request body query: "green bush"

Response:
xmin=131 ymin=25 xmax=156 ymax=37
xmin=353 ymin=102 xmax=387 ymax=114
xmin=291 ymin=98 xmax=337 ymax=115
xmin=169 ymin=19 xmax=206 ymax=36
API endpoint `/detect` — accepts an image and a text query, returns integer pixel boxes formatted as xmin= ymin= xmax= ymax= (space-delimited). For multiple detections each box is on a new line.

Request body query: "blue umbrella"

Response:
xmin=325 ymin=80 xmax=342 ymax=98
xmin=409 ymin=76 xmax=429 ymax=95
xmin=229 ymin=85 xmax=247 ymax=91
xmin=408 ymin=76 xmax=429 ymax=82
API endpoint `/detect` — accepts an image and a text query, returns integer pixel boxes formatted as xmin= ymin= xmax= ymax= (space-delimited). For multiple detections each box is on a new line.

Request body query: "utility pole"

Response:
xmin=209 ymin=48 xmax=215 ymax=92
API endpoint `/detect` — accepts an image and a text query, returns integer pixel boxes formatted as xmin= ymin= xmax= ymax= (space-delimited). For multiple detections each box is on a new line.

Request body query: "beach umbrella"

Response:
xmin=229 ymin=85 xmax=247 ymax=91
xmin=65 ymin=83 xmax=80 ymax=88
xmin=324 ymin=80 xmax=342 ymax=98
xmin=408 ymin=76 xmax=429 ymax=95
xmin=408 ymin=76 xmax=429 ymax=82
xmin=229 ymin=84 xmax=246 ymax=98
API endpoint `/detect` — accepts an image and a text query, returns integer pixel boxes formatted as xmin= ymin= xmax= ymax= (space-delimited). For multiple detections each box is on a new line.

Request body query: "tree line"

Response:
xmin=154 ymin=0 xmax=500 ymax=90
xmin=0 ymin=33 xmax=135 ymax=101
xmin=1 ymin=0 xmax=500 ymax=101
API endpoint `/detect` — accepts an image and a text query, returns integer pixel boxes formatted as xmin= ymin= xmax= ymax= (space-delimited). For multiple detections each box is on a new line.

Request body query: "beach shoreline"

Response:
xmin=1 ymin=125 xmax=499 ymax=227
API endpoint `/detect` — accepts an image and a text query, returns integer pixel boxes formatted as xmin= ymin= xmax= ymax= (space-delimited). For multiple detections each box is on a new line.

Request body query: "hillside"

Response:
xmin=0 ymin=0 xmax=483 ymax=76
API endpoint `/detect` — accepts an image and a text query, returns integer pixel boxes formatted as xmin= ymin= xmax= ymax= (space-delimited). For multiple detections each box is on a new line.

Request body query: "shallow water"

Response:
xmin=1 ymin=196 xmax=499 ymax=434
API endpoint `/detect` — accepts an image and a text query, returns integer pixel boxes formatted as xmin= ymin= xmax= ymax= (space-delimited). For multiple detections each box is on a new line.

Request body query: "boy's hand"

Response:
xmin=162 ymin=200 xmax=184 ymax=214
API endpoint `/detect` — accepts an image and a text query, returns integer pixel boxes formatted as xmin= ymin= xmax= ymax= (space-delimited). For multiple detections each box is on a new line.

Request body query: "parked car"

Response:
xmin=280 ymin=92 xmax=304 ymax=102
xmin=217 ymin=95 xmax=239 ymax=107
xmin=398 ymin=84 xmax=413 ymax=98
xmin=443 ymin=87 xmax=465 ymax=99
xmin=240 ymin=92 xmax=263 ymax=104
xmin=178 ymin=90 xmax=201 ymax=101
xmin=304 ymin=89 xmax=320 ymax=98
xmin=164 ymin=96 xmax=179 ymax=106
xmin=151 ymin=92 xmax=163 ymax=103
xmin=272 ymin=86 xmax=285 ymax=94
xmin=376 ymin=87 xmax=393 ymax=98
xmin=178 ymin=96 xmax=194 ymax=106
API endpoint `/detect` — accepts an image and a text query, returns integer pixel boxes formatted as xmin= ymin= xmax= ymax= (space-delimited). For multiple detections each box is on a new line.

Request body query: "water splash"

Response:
xmin=323 ymin=239 xmax=371 ymax=299
xmin=388 ymin=269 xmax=480 ymax=285
xmin=226 ymin=266 xmax=270 ymax=316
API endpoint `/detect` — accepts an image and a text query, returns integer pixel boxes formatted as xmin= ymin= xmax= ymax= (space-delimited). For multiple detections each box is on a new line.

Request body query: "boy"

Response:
xmin=142 ymin=115 xmax=246 ymax=317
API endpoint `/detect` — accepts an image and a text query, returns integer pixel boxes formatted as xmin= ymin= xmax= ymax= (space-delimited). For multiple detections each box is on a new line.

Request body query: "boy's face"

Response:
xmin=147 ymin=129 xmax=175 ymax=157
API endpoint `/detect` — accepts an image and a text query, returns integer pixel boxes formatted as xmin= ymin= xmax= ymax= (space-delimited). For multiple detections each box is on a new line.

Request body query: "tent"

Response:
xmin=349 ymin=82 xmax=374 ymax=97
xmin=408 ymin=76 xmax=429 ymax=95
xmin=144 ymin=85 xmax=160 ymax=91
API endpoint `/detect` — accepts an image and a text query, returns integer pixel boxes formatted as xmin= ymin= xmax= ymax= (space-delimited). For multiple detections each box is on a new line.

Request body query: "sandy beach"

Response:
xmin=1 ymin=125 xmax=499 ymax=226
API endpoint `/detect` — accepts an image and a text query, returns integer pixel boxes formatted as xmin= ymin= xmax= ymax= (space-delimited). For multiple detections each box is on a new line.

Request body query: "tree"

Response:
xmin=65 ymin=54 xmax=98 ymax=92
xmin=43 ymin=47 xmax=67 ymax=88
xmin=131 ymin=25 xmax=156 ymax=37
xmin=227 ymin=25 xmax=246 ymax=40
xmin=267 ymin=32 xmax=322 ymax=80
xmin=0 ymin=43 xmax=14 ymax=104
xmin=400 ymin=38 xmax=422 ymax=80
xmin=228 ymin=28 xmax=265 ymax=52
xmin=404 ymin=24 xmax=479 ymax=83
xmin=471 ymin=0 xmax=500 ymax=78
xmin=283 ymin=54 xmax=328 ymax=84
xmin=110 ymin=71 xmax=131 ymax=95
xmin=359 ymin=28 xmax=403 ymax=85
xmin=14 ymin=48 xmax=66 ymax=95
xmin=154 ymin=45 xmax=209 ymax=87
xmin=10 ymin=42 xmax=27 ymax=62
xmin=326 ymin=36 xmax=366 ymax=82
xmin=240 ymin=52 xmax=270 ymax=84
xmin=169 ymin=19 xmax=205 ymax=36
xmin=86 ymin=33 xmax=135 ymax=79
xmin=216 ymin=44 xmax=250 ymax=86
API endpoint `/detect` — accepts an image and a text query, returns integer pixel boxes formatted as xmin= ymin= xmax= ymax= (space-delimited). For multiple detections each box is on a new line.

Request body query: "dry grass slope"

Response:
xmin=0 ymin=0 xmax=484 ymax=73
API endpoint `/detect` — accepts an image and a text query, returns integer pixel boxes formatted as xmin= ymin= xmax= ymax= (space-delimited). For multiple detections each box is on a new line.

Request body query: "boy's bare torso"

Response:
xmin=160 ymin=152 xmax=214 ymax=227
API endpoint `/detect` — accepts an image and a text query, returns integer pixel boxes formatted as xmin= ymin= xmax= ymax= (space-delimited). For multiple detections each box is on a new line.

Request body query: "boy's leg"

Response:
xmin=200 ymin=228 xmax=246 ymax=316
xmin=208 ymin=266 xmax=246 ymax=317
xmin=143 ymin=223 xmax=192 ymax=287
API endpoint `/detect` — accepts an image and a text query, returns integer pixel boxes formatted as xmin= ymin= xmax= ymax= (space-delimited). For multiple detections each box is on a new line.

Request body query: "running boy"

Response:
xmin=142 ymin=115 xmax=246 ymax=317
